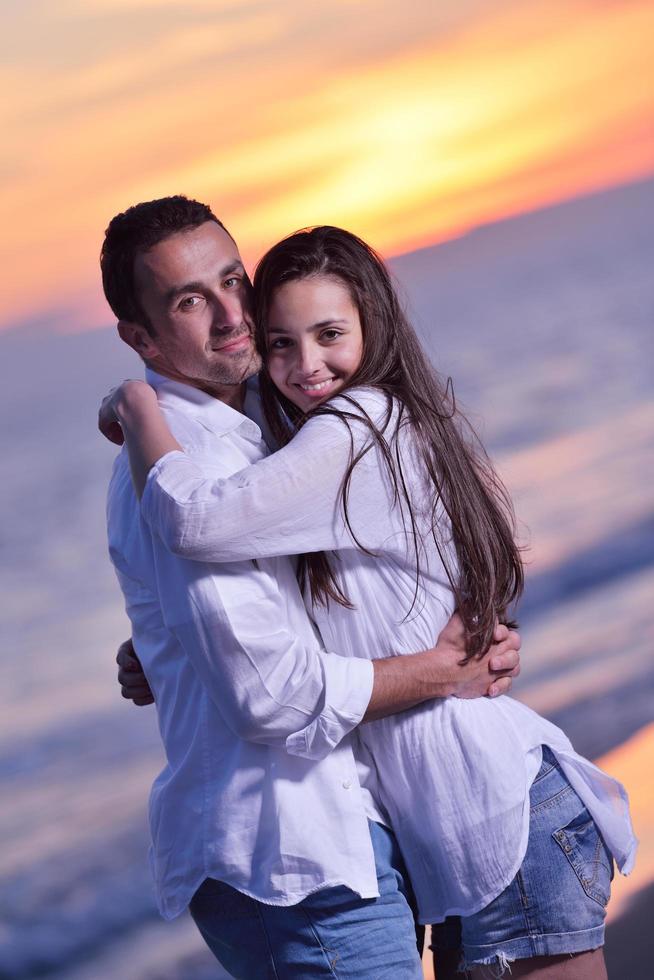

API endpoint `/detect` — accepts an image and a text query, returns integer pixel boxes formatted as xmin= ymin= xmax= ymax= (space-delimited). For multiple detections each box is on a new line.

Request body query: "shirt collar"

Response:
xmin=145 ymin=368 xmax=262 ymax=442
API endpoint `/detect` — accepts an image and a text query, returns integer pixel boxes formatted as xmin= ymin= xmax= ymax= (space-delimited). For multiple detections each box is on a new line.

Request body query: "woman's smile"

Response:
xmin=296 ymin=376 xmax=336 ymax=394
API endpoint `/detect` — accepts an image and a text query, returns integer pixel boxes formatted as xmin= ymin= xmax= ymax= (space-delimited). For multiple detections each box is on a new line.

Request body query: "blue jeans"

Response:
xmin=189 ymin=821 xmax=424 ymax=979
xmin=431 ymin=747 xmax=614 ymax=971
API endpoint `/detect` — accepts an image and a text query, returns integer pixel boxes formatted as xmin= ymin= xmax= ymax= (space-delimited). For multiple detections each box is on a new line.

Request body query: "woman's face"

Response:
xmin=265 ymin=275 xmax=364 ymax=412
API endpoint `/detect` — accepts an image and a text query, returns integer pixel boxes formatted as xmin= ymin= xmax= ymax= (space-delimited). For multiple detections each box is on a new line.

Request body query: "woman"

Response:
xmin=103 ymin=226 xmax=636 ymax=978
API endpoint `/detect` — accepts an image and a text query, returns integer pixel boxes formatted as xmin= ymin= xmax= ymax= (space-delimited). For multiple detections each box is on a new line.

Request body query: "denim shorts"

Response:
xmin=430 ymin=747 xmax=614 ymax=971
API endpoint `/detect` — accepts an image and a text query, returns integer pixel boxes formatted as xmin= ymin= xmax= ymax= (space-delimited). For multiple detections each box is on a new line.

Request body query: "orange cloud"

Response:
xmin=1 ymin=0 xmax=652 ymax=331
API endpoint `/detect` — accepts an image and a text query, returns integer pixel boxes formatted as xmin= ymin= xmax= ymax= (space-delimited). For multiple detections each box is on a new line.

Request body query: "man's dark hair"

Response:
xmin=100 ymin=195 xmax=228 ymax=332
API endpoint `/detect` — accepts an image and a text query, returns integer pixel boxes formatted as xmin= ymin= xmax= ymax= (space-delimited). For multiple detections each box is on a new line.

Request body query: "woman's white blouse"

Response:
xmin=142 ymin=387 xmax=637 ymax=922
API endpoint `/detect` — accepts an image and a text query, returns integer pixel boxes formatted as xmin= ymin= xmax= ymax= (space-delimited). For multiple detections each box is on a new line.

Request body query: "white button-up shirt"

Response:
xmin=106 ymin=370 xmax=380 ymax=920
xmin=142 ymin=386 xmax=637 ymax=923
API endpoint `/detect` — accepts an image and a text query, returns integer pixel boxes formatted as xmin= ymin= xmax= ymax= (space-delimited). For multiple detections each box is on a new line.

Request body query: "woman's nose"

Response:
xmin=295 ymin=344 xmax=321 ymax=376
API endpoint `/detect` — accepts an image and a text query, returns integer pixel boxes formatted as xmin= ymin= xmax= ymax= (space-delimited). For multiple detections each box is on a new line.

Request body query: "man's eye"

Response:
xmin=179 ymin=296 xmax=202 ymax=310
xmin=224 ymin=277 xmax=240 ymax=289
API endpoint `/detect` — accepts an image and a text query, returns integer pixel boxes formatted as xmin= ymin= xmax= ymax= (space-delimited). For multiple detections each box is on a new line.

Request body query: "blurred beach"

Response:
xmin=1 ymin=178 xmax=653 ymax=979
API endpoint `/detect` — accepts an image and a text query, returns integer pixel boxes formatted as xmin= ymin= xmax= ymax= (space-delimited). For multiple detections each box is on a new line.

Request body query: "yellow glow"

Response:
xmin=0 ymin=0 xmax=652 ymax=330
xmin=600 ymin=724 xmax=654 ymax=922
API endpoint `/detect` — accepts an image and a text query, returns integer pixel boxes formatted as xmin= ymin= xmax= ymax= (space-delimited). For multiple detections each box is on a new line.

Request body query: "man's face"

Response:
xmin=132 ymin=221 xmax=261 ymax=398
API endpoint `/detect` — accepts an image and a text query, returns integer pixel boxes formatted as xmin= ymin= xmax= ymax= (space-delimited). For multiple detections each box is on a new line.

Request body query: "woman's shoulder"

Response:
xmin=320 ymin=385 xmax=398 ymax=426
xmin=295 ymin=387 xmax=404 ymax=453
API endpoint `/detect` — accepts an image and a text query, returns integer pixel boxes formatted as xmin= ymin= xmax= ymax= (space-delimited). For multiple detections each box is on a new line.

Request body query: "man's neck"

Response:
xmin=147 ymin=364 xmax=246 ymax=412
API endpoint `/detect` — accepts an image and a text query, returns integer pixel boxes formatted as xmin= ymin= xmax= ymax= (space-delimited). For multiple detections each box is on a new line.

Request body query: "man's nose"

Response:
xmin=212 ymin=293 xmax=246 ymax=331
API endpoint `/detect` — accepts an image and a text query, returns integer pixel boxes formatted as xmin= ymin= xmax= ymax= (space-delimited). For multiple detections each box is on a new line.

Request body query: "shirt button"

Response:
xmin=342 ymin=779 xmax=352 ymax=790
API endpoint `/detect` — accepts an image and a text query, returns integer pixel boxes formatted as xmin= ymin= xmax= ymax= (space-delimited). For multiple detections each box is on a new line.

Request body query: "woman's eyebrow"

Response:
xmin=310 ymin=318 xmax=347 ymax=330
xmin=267 ymin=318 xmax=347 ymax=334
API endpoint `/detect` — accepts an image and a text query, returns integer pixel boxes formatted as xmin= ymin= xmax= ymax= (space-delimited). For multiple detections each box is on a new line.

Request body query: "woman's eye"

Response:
xmin=269 ymin=337 xmax=291 ymax=349
xmin=321 ymin=329 xmax=342 ymax=341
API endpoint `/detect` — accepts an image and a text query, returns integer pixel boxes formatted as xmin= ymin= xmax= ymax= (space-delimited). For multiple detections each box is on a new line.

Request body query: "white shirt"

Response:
xmin=142 ymin=386 xmax=638 ymax=923
xmin=106 ymin=371 xmax=381 ymax=920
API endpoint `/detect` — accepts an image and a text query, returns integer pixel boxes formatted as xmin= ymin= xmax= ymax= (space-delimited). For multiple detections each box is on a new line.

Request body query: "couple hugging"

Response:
xmin=100 ymin=195 xmax=636 ymax=979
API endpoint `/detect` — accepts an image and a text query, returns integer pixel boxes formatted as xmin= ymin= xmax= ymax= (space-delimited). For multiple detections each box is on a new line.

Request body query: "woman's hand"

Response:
xmin=98 ymin=380 xmax=157 ymax=445
xmin=98 ymin=379 xmax=181 ymax=497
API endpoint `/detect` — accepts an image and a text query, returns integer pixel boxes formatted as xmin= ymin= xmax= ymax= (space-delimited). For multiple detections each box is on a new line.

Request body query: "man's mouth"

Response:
xmin=212 ymin=334 xmax=252 ymax=354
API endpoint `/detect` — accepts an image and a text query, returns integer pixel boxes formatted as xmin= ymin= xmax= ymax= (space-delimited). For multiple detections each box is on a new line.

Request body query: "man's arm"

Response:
xmin=365 ymin=617 xmax=520 ymax=719
xmin=117 ymin=613 xmax=520 ymax=719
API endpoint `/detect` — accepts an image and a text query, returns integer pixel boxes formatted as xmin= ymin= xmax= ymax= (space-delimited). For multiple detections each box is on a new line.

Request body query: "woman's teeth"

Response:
xmin=299 ymin=379 xmax=333 ymax=391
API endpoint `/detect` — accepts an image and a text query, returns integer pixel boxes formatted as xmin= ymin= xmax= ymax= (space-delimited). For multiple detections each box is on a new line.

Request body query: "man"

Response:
xmin=101 ymin=195 xmax=521 ymax=978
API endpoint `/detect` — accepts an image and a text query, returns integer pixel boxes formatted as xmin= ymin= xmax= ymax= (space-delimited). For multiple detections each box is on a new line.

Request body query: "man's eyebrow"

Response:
xmin=164 ymin=262 xmax=245 ymax=304
xmin=267 ymin=318 xmax=348 ymax=334
xmin=220 ymin=260 xmax=245 ymax=278
xmin=164 ymin=281 xmax=204 ymax=304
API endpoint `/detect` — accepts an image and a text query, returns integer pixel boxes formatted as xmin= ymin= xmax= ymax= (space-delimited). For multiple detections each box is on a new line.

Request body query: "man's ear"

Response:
xmin=117 ymin=319 xmax=159 ymax=360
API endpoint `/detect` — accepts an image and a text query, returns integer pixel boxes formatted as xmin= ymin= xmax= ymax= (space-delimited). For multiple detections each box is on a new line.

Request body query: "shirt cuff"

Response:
xmin=141 ymin=450 xmax=189 ymax=542
xmin=285 ymin=655 xmax=374 ymax=761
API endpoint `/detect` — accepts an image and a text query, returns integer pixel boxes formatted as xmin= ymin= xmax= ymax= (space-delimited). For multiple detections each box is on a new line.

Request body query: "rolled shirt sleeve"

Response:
xmin=148 ymin=529 xmax=374 ymax=759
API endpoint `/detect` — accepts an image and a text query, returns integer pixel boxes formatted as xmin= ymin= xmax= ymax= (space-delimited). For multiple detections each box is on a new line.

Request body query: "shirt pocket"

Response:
xmin=552 ymin=806 xmax=614 ymax=908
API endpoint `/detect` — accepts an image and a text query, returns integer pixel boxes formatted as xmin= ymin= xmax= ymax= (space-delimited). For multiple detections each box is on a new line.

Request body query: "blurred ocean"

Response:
xmin=1 ymin=177 xmax=653 ymax=979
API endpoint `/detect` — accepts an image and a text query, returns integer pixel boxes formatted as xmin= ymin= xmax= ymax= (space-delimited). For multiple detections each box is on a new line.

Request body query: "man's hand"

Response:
xmin=117 ymin=638 xmax=155 ymax=706
xmin=435 ymin=614 xmax=521 ymax=699
xmin=365 ymin=613 xmax=521 ymax=721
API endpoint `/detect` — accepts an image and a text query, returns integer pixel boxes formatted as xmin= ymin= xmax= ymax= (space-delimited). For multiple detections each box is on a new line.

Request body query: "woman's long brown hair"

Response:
xmin=252 ymin=226 xmax=523 ymax=659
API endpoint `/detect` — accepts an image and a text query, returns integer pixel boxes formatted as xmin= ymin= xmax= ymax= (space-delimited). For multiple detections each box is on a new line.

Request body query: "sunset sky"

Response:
xmin=1 ymin=0 xmax=653 ymax=333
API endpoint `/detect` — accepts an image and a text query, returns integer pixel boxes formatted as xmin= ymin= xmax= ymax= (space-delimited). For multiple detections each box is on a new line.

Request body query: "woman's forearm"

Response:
xmin=113 ymin=382 xmax=182 ymax=497
xmin=140 ymin=387 xmax=392 ymax=562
